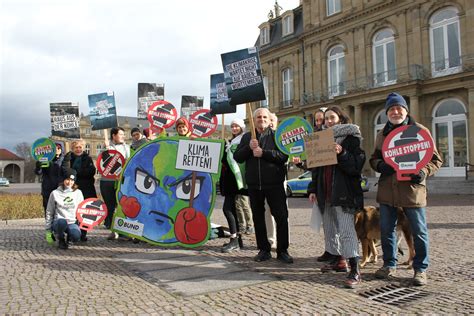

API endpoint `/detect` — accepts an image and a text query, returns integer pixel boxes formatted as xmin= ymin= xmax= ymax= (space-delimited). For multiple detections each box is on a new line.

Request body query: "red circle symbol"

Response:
xmin=147 ymin=100 xmax=177 ymax=131
xmin=96 ymin=149 xmax=125 ymax=180
xmin=189 ymin=109 xmax=217 ymax=138
xmin=76 ymin=198 xmax=108 ymax=231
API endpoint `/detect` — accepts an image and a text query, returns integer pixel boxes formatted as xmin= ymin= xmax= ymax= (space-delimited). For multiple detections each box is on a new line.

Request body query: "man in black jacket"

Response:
xmin=234 ymin=107 xmax=293 ymax=263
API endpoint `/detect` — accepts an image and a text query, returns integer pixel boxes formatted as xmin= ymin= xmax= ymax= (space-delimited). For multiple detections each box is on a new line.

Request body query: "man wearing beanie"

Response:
xmin=370 ymin=92 xmax=442 ymax=286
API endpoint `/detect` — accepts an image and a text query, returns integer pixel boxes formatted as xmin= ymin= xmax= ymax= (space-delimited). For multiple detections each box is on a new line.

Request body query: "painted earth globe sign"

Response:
xmin=31 ymin=138 xmax=57 ymax=162
xmin=275 ymin=116 xmax=313 ymax=160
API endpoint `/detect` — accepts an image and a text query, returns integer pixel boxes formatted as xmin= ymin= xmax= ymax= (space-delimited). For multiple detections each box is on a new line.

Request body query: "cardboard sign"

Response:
xmin=189 ymin=109 xmax=218 ymax=138
xmin=221 ymin=47 xmax=266 ymax=105
xmin=88 ymin=92 xmax=118 ymax=131
xmin=176 ymin=139 xmax=222 ymax=174
xmin=137 ymin=83 xmax=164 ymax=119
xmin=275 ymin=117 xmax=313 ymax=160
xmin=304 ymin=129 xmax=337 ymax=168
xmin=76 ymin=198 xmax=108 ymax=231
xmin=210 ymin=73 xmax=236 ymax=115
xmin=31 ymin=138 xmax=56 ymax=162
xmin=147 ymin=100 xmax=177 ymax=133
xmin=96 ymin=149 xmax=125 ymax=180
xmin=50 ymin=102 xmax=81 ymax=138
xmin=382 ymin=125 xmax=435 ymax=181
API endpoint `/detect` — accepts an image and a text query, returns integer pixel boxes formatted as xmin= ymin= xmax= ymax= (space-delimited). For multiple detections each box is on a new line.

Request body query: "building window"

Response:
xmin=374 ymin=109 xmax=388 ymax=139
xmin=327 ymin=45 xmax=346 ymax=97
xmin=373 ymin=29 xmax=396 ymax=86
xmin=96 ymin=144 xmax=103 ymax=154
xmin=85 ymin=128 xmax=91 ymax=135
xmin=430 ymin=7 xmax=461 ymax=77
xmin=327 ymin=0 xmax=341 ymax=16
xmin=85 ymin=144 xmax=90 ymax=155
xmin=282 ymin=15 xmax=293 ymax=36
xmin=260 ymin=27 xmax=270 ymax=45
xmin=282 ymin=68 xmax=293 ymax=107
xmin=260 ymin=76 xmax=269 ymax=107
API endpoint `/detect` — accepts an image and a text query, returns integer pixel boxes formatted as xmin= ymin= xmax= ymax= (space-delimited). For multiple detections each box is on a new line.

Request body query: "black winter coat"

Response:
xmin=219 ymin=149 xmax=239 ymax=196
xmin=234 ymin=128 xmax=288 ymax=190
xmin=35 ymin=155 xmax=65 ymax=199
xmin=307 ymin=135 xmax=366 ymax=213
xmin=63 ymin=152 xmax=97 ymax=199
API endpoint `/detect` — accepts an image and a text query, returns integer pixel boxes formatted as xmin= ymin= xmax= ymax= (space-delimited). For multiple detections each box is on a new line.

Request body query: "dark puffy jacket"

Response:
xmin=234 ymin=128 xmax=288 ymax=190
xmin=63 ymin=152 xmax=97 ymax=199
xmin=35 ymin=155 xmax=65 ymax=199
xmin=307 ymin=135 xmax=366 ymax=212
xmin=219 ymin=149 xmax=238 ymax=196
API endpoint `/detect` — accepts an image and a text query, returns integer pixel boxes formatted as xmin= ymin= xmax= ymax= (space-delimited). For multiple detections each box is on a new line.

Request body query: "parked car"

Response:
xmin=286 ymin=171 xmax=369 ymax=197
xmin=0 ymin=177 xmax=10 ymax=187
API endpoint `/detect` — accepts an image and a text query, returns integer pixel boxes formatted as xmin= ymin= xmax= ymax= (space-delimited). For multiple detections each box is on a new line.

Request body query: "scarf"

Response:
xmin=382 ymin=116 xmax=412 ymax=136
xmin=331 ymin=123 xmax=362 ymax=144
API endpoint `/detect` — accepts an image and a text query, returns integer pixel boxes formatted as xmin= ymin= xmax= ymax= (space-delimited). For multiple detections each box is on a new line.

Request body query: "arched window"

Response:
xmin=430 ymin=7 xmax=461 ymax=76
xmin=327 ymin=45 xmax=346 ymax=97
xmin=282 ymin=68 xmax=293 ymax=107
xmin=282 ymin=14 xmax=293 ymax=36
xmin=260 ymin=27 xmax=270 ymax=45
xmin=432 ymin=98 xmax=468 ymax=176
xmin=373 ymin=29 xmax=396 ymax=86
xmin=374 ymin=109 xmax=388 ymax=139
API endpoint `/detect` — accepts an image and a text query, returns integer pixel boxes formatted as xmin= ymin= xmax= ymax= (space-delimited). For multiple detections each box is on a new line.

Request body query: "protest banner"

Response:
xmin=147 ymin=100 xmax=177 ymax=133
xmin=96 ymin=149 xmax=125 ymax=180
xmin=137 ymin=83 xmax=165 ymax=119
xmin=275 ymin=117 xmax=313 ymax=160
xmin=189 ymin=109 xmax=218 ymax=138
xmin=113 ymin=137 xmax=224 ymax=248
xmin=382 ymin=125 xmax=435 ymax=181
xmin=88 ymin=92 xmax=118 ymax=131
xmin=31 ymin=138 xmax=56 ymax=162
xmin=304 ymin=129 xmax=337 ymax=168
xmin=76 ymin=198 xmax=108 ymax=231
xmin=50 ymin=102 xmax=81 ymax=139
xmin=180 ymin=95 xmax=204 ymax=120
xmin=210 ymin=73 xmax=236 ymax=115
xmin=221 ymin=47 xmax=266 ymax=106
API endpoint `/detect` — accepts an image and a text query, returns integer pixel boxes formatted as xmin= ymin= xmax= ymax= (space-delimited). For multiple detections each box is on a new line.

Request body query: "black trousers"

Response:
xmin=222 ymin=194 xmax=240 ymax=235
xmin=248 ymin=186 xmax=289 ymax=253
xmin=100 ymin=180 xmax=117 ymax=229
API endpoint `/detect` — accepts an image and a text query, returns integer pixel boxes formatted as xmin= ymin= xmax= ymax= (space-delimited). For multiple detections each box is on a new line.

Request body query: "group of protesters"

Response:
xmin=38 ymin=91 xmax=442 ymax=289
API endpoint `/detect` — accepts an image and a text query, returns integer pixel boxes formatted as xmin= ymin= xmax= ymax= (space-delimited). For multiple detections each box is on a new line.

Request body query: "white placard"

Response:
xmin=175 ymin=140 xmax=222 ymax=174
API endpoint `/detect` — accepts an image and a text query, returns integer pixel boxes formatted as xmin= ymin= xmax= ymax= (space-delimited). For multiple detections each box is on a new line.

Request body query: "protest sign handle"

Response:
xmin=247 ymin=103 xmax=256 ymax=140
xmin=221 ymin=114 xmax=225 ymax=139
xmin=103 ymin=129 xmax=109 ymax=148
xmin=189 ymin=171 xmax=197 ymax=208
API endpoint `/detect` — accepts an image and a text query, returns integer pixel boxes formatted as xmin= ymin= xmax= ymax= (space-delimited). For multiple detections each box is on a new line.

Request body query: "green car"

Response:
xmin=286 ymin=171 xmax=369 ymax=197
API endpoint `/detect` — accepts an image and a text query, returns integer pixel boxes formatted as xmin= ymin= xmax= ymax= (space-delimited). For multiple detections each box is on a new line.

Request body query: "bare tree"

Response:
xmin=14 ymin=142 xmax=36 ymax=182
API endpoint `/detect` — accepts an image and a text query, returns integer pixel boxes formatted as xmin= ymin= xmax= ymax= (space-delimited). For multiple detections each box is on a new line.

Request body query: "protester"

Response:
xmin=219 ymin=118 xmax=249 ymax=252
xmin=234 ymin=107 xmax=293 ymax=263
xmin=101 ymin=127 xmax=131 ymax=240
xmin=130 ymin=127 xmax=147 ymax=153
xmin=45 ymin=168 xmax=84 ymax=250
xmin=35 ymin=142 xmax=65 ymax=217
xmin=143 ymin=128 xmax=156 ymax=141
xmin=175 ymin=117 xmax=192 ymax=137
xmin=370 ymin=92 xmax=442 ymax=286
xmin=314 ymin=108 xmax=325 ymax=131
xmin=264 ymin=112 xmax=278 ymax=247
xmin=307 ymin=106 xmax=366 ymax=288
xmin=62 ymin=139 xmax=97 ymax=241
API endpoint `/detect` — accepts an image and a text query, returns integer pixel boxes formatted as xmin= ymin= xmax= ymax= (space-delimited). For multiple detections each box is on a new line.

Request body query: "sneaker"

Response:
xmin=317 ymin=251 xmax=335 ymax=262
xmin=254 ymin=250 xmax=272 ymax=262
xmin=58 ymin=238 xmax=68 ymax=250
xmin=321 ymin=257 xmax=348 ymax=273
xmin=277 ymin=251 xmax=294 ymax=264
xmin=413 ymin=271 xmax=427 ymax=286
xmin=374 ymin=266 xmax=396 ymax=279
xmin=132 ymin=238 xmax=140 ymax=244
xmin=344 ymin=270 xmax=362 ymax=289
xmin=107 ymin=232 xmax=118 ymax=240
xmin=222 ymin=238 xmax=240 ymax=253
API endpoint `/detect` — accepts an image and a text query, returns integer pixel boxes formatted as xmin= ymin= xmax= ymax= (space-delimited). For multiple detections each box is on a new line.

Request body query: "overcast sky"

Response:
xmin=0 ymin=0 xmax=299 ymax=152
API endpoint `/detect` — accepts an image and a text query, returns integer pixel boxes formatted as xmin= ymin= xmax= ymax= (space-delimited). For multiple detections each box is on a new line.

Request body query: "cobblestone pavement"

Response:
xmin=1 ymin=193 xmax=473 ymax=314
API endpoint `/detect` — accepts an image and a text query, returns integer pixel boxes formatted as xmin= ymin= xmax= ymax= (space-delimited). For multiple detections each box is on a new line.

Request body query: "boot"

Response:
xmin=221 ymin=237 xmax=240 ymax=253
xmin=317 ymin=251 xmax=336 ymax=262
xmin=58 ymin=238 xmax=68 ymax=250
xmin=344 ymin=257 xmax=361 ymax=288
xmin=321 ymin=256 xmax=348 ymax=273
xmin=237 ymin=234 xmax=244 ymax=249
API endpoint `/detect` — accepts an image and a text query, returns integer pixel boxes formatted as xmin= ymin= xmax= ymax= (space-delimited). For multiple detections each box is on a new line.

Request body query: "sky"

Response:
xmin=0 ymin=0 xmax=299 ymax=152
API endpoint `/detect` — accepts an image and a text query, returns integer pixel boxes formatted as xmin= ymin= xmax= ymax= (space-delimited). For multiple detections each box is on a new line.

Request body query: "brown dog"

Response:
xmin=355 ymin=206 xmax=415 ymax=268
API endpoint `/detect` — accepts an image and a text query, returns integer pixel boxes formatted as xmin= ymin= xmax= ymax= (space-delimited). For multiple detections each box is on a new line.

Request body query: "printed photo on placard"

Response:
xmin=137 ymin=83 xmax=165 ymax=119
xmin=221 ymin=47 xmax=266 ymax=106
xmin=180 ymin=95 xmax=204 ymax=120
xmin=210 ymin=73 xmax=236 ymax=115
xmin=113 ymin=137 xmax=224 ymax=248
xmin=88 ymin=92 xmax=118 ymax=130
xmin=50 ymin=102 xmax=81 ymax=138
xmin=189 ymin=109 xmax=218 ymax=138
xmin=147 ymin=100 xmax=177 ymax=133
xmin=275 ymin=117 xmax=313 ymax=160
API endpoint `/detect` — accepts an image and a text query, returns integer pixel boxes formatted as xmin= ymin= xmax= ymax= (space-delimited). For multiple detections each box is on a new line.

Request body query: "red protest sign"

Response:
xmin=76 ymin=198 xmax=108 ymax=231
xmin=189 ymin=109 xmax=218 ymax=137
xmin=382 ymin=125 xmax=435 ymax=181
xmin=147 ymin=100 xmax=177 ymax=131
xmin=96 ymin=149 xmax=125 ymax=180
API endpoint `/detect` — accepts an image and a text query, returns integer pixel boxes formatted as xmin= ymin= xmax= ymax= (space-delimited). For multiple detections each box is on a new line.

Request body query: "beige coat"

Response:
xmin=370 ymin=122 xmax=443 ymax=208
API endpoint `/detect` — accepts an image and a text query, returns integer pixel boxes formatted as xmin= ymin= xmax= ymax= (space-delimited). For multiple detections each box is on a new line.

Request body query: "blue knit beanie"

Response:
xmin=385 ymin=92 xmax=408 ymax=113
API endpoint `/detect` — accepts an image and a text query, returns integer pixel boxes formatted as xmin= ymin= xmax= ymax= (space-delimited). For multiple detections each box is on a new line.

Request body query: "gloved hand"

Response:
xmin=45 ymin=230 xmax=55 ymax=245
xmin=377 ymin=161 xmax=395 ymax=176
xmin=36 ymin=161 xmax=50 ymax=168
xmin=410 ymin=170 xmax=426 ymax=184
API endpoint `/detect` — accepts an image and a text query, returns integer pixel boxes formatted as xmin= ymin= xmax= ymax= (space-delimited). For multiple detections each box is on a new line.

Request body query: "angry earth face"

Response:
xmin=115 ymin=139 xmax=216 ymax=247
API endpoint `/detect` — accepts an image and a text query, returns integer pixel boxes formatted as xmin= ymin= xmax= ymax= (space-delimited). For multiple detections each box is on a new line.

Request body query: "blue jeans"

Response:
xmin=379 ymin=204 xmax=429 ymax=272
xmin=52 ymin=219 xmax=81 ymax=242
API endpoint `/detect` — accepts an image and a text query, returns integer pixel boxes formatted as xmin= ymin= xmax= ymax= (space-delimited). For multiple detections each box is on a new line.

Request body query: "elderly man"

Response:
xmin=234 ymin=107 xmax=292 ymax=263
xmin=370 ymin=92 xmax=442 ymax=286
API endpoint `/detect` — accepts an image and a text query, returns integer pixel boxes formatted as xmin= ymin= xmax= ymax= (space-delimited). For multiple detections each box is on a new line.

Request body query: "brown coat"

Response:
xmin=370 ymin=120 xmax=443 ymax=207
